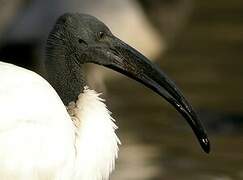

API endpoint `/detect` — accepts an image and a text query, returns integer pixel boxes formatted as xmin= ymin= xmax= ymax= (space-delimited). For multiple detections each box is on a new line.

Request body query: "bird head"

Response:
xmin=47 ymin=13 xmax=210 ymax=153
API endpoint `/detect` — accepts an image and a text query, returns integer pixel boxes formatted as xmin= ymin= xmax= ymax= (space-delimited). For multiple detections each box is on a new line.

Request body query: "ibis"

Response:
xmin=0 ymin=13 xmax=210 ymax=180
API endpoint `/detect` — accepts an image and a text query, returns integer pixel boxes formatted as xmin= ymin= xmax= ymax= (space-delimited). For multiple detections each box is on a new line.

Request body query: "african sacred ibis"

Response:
xmin=0 ymin=13 xmax=210 ymax=180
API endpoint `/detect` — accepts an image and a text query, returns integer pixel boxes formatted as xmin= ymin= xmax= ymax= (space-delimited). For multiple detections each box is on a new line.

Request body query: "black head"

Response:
xmin=46 ymin=13 xmax=210 ymax=153
xmin=46 ymin=13 xmax=113 ymax=63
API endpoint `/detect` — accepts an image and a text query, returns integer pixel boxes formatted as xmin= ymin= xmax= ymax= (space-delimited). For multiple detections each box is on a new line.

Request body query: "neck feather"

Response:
xmin=67 ymin=87 xmax=120 ymax=180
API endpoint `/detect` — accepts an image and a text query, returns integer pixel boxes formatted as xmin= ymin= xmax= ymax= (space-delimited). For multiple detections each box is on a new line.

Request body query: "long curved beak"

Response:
xmin=89 ymin=36 xmax=210 ymax=153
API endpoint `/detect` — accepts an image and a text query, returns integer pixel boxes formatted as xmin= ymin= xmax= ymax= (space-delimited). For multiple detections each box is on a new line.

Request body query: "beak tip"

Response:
xmin=200 ymin=137 xmax=210 ymax=153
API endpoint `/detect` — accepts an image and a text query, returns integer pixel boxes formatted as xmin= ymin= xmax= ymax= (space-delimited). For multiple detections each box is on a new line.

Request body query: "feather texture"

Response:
xmin=0 ymin=62 xmax=120 ymax=180
xmin=67 ymin=86 xmax=120 ymax=180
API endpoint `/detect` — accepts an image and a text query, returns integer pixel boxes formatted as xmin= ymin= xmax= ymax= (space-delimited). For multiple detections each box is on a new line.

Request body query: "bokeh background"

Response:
xmin=0 ymin=0 xmax=242 ymax=179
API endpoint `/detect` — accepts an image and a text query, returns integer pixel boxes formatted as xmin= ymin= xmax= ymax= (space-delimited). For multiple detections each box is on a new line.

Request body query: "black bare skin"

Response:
xmin=45 ymin=13 xmax=210 ymax=153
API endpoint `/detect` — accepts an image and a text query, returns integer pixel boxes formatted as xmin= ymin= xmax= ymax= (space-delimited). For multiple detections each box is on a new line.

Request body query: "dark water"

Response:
xmin=107 ymin=1 xmax=243 ymax=179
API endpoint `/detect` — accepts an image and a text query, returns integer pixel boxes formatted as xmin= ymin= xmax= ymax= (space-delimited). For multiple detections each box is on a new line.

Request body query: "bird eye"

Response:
xmin=97 ymin=31 xmax=105 ymax=40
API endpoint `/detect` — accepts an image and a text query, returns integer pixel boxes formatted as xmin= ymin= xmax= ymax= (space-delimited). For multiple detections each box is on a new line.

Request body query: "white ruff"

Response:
xmin=67 ymin=86 xmax=120 ymax=180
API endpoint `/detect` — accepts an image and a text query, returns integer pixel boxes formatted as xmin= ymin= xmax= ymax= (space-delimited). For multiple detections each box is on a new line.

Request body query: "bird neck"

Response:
xmin=45 ymin=42 xmax=86 ymax=106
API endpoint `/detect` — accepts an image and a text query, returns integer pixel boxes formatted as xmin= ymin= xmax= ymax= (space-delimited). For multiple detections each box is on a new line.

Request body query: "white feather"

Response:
xmin=67 ymin=86 xmax=120 ymax=180
xmin=0 ymin=61 xmax=120 ymax=180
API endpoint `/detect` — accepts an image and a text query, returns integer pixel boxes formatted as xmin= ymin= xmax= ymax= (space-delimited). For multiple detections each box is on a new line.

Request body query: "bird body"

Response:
xmin=0 ymin=62 xmax=119 ymax=180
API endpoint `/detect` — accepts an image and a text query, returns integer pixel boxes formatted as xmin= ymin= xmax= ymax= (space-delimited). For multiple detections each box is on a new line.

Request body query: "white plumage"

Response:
xmin=0 ymin=61 xmax=120 ymax=180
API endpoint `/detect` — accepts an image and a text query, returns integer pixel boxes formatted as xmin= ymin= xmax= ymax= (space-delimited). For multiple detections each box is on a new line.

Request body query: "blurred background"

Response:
xmin=0 ymin=0 xmax=243 ymax=179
